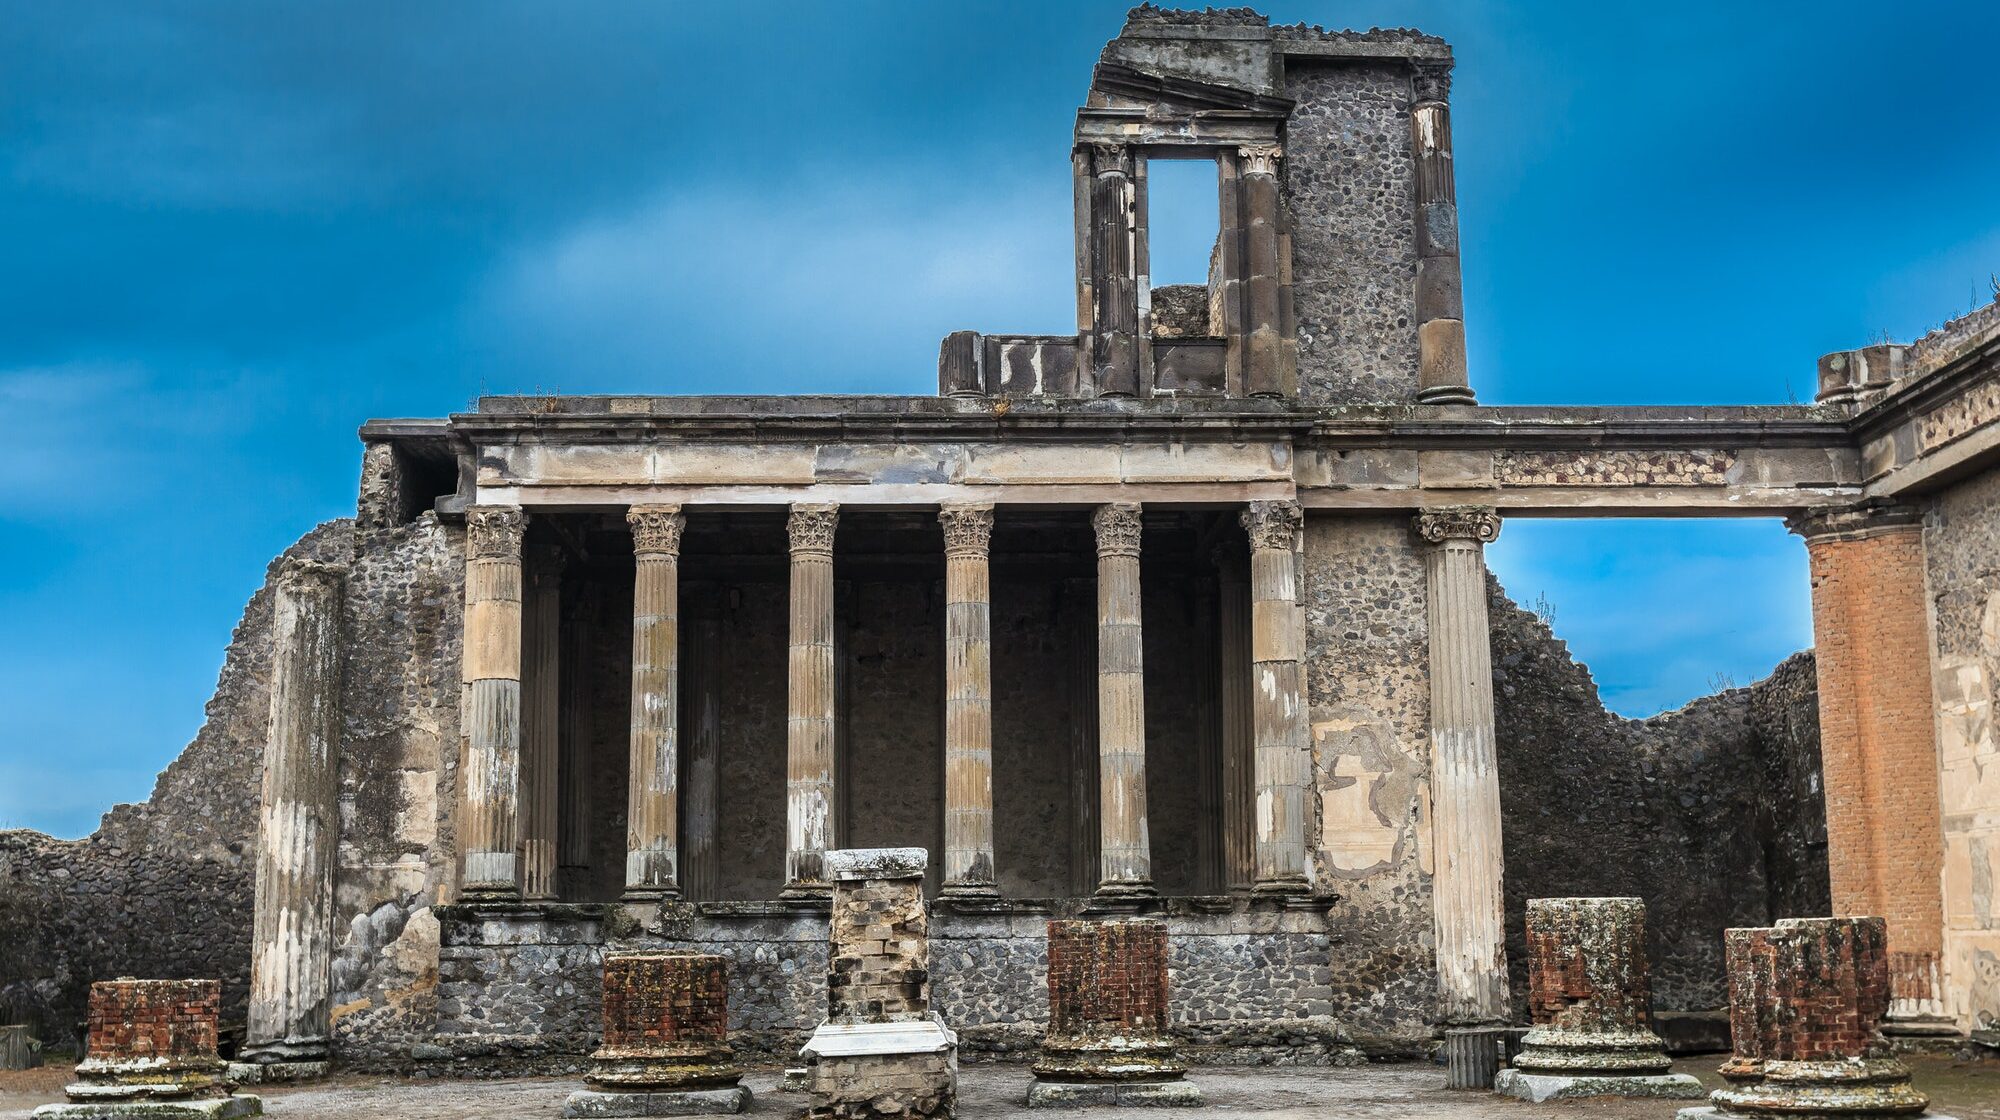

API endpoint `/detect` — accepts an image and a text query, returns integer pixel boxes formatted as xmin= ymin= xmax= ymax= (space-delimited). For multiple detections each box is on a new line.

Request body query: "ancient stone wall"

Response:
xmin=1925 ymin=463 xmax=2000 ymax=1026
xmin=1282 ymin=63 xmax=1421 ymax=404
xmin=0 ymin=521 xmax=353 ymax=1050
xmin=1489 ymin=583 xmax=1829 ymax=1014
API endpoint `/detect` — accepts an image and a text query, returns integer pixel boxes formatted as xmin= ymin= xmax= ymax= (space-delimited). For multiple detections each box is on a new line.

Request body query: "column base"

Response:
xmin=1495 ymin=1069 xmax=1703 ymax=1103
xmin=779 ymin=882 xmax=831 ymax=904
xmin=1678 ymin=1111 xmax=1956 ymax=1120
xmin=937 ymin=882 xmax=1000 ymax=902
xmin=1415 ymin=385 xmax=1477 ymax=406
xmin=620 ymin=887 xmax=683 ymax=904
xmin=1093 ymin=880 xmax=1157 ymax=901
xmin=458 ymin=885 xmax=523 ymax=904
xmin=1250 ymin=876 xmax=1310 ymax=899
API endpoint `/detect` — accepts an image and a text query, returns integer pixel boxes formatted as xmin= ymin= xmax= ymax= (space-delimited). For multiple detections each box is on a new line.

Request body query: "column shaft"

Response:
xmin=519 ymin=541 xmax=563 ymax=901
xmin=1412 ymin=62 xmax=1473 ymax=404
xmin=625 ymin=505 xmax=685 ymax=900
xmin=1093 ymin=503 xmax=1153 ymax=897
xmin=461 ymin=506 xmax=527 ymax=898
xmin=785 ymin=503 xmax=839 ymax=897
xmin=1244 ymin=501 xmax=1310 ymax=894
xmin=245 ymin=557 xmax=345 ymax=1063
xmin=1416 ymin=507 xmax=1509 ymax=1023
xmin=1088 ymin=144 xmax=1139 ymax=397
xmin=940 ymin=504 xmax=998 ymax=897
xmin=1238 ymin=145 xmax=1290 ymax=398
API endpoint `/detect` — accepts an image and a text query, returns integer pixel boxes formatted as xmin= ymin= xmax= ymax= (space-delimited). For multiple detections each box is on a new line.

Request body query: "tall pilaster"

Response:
xmin=1414 ymin=506 xmax=1509 ymax=1023
xmin=1238 ymin=144 xmax=1293 ymax=398
xmin=1087 ymin=143 xmax=1140 ymax=398
xmin=244 ymin=556 xmax=345 ymax=1066
xmin=785 ymin=503 xmax=840 ymax=899
xmin=682 ymin=590 xmax=724 ymax=903
xmin=1093 ymin=502 xmax=1154 ymax=898
xmin=624 ymin=504 xmax=685 ymax=901
xmin=519 ymin=539 xmax=563 ymax=901
xmin=939 ymin=503 xmax=998 ymax=899
xmin=461 ymin=506 xmax=527 ymax=899
xmin=1411 ymin=61 xmax=1473 ymax=405
xmin=1212 ymin=546 xmax=1256 ymax=894
xmin=1243 ymin=500 xmax=1310 ymax=895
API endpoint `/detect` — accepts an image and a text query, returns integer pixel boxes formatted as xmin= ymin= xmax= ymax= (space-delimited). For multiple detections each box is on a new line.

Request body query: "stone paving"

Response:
xmin=7 ymin=1058 xmax=2000 ymax=1120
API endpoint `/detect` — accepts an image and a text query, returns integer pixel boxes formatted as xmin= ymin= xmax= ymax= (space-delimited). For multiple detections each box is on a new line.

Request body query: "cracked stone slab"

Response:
xmin=1493 ymin=1069 xmax=1703 ymax=1102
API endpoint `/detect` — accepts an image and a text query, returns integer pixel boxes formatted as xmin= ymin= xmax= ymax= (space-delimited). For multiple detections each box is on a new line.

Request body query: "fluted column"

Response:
xmin=784 ymin=503 xmax=839 ymax=899
xmin=461 ymin=506 xmax=527 ymax=899
xmin=244 ymin=556 xmax=345 ymax=1065
xmin=939 ymin=503 xmax=998 ymax=899
xmin=1415 ymin=506 xmax=1510 ymax=1023
xmin=624 ymin=504 xmax=685 ymax=901
xmin=1412 ymin=61 xmax=1473 ymax=404
xmin=1093 ymin=502 xmax=1154 ymax=898
xmin=1243 ymin=500 xmax=1310 ymax=895
xmin=519 ymin=539 xmax=563 ymax=901
xmin=1238 ymin=144 xmax=1292 ymax=398
xmin=682 ymin=590 xmax=724 ymax=903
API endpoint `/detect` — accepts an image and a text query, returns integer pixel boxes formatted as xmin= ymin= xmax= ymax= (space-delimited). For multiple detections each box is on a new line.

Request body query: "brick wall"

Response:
xmin=1725 ymin=917 xmax=1889 ymax=1063
xmin=1803 ymin=524 xmax=1945 ymax=1007
xmin=828 ymin=873 xmax=929 ymax=1024
xmin=1523 ymin=898 xmax=1652 ymax=1033
xmin=1045 ymin=920 xmax=1169 ymax=1039
xmin=600 ymin=953 xmax=728 ymax=1051
xmin=85 ymin=978 xmax=220 ymax=1063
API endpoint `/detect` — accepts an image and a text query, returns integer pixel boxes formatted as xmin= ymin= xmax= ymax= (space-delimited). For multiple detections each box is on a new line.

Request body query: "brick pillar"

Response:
xmin=462 ymin=506 xmax=528 ymax=899
xmin=1029 ymin=920 xmax=1201 ymax=1105
xmin=1790 ymin=505 xmax=1948 ymax=1027
xmin=802 ymin=848 xmax=956 ymax=1120
xmin=578 ymin=954 xmax=742 ymax=1098
xmin=625 ymin=504 xmax=686 ymax=901
xmin=61 ymin=980 xmax=239 ymax=1105
xmin=1707 ymin=917 xmax=1928 ymax=1116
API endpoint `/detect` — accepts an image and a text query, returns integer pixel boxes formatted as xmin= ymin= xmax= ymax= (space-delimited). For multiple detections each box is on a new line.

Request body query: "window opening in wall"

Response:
xmin=1144 ymin=156 xmax=1221 ymax=293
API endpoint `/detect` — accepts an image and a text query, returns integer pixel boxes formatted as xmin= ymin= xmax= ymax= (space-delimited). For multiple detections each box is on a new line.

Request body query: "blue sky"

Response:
xmin=2 ymin=2 xmax=1995 ymax=837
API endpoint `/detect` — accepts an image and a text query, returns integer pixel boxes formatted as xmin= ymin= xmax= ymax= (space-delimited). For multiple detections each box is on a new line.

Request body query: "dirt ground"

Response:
xmin=5 ymin=1056 xmax=1999 ymax=1119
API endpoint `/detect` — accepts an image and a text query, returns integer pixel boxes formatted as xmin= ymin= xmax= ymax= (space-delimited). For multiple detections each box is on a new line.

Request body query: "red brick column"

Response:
xmin=1033 ymin=919 xmax=1185 ymax=1084
xmin=1710 ymin=917 xmax=1928 ymax=1115
xmin=66 ymin=979 xmax=228 ymax=1101
xmin=1513 ymin=898 xmax=1672 ymax=1074
xmin=1792 ymin=506 xmax=1947 ymax=1024
xmin=585 ymin=953 xmax=740 ymax=1092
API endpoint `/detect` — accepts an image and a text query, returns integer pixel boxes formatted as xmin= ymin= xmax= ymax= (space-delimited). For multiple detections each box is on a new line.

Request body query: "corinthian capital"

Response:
xmin=1089 ymin=142 xmax=1133 ymax=176
xmin=466 ymin=506 xmax=527 ymax=561
xmin=787 ymin=503 xmax=839 ymax=556
xmin=1241 ymin=500 xmax=1302 ymax=553
xmin=938 ymin=503 xmax=994 ymax=559
xmin=1092 ymin=502 xmax=1143 ymax=559
xmin=627 ymin=504 xmax=686 ymax=559
xmin=1413 ymin=505 xmax=1500 ymax=545
xmin=1411 ymin=60 xmax=1453 ymax=103
xmin=1238 ymin=144 xmax=1282 ymax=177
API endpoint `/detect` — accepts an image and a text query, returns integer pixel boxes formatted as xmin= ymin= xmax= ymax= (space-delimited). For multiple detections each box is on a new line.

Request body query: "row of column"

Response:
xmin=452 ymin=499 xmax=1340 ymax=903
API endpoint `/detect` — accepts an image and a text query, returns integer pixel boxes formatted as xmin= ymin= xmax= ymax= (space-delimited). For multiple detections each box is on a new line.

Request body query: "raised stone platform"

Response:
xmin=1494 ymin=1069 xmax=1703 ymax=1103
xmin=33 ymin=1099 xmax=263 ymax=1120
xmin=1025 ymin=1079 xmax=1204 ymax=1108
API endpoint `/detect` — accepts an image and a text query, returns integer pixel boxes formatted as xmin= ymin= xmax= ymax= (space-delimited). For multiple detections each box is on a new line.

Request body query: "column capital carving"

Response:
xmin=1786 ymin=502 xmax=1924 ymax=543
xmin=1088 ymin=142 xmax=1133 ymax=176
xmin=787 ymin=503 xmax=840 ymax=556
xmin=274 ymin=555 xmax=348 ymax=596
xmin=1092 ymin=502 xmax=1144 ymax=558
xmin=1414 ymin=505 xmax=1500 ymax=545
xmin=1412 ymin=59 xmax=1453 ymax=103
xmin=1238 ymin=143 xmax=1283 ymax=177
xmin=938 ymin=503 xmax=994 ymax=558
xmin=466 ymin=506 xmax=527 ymax=560
xmin=627 ymin=504 xmax=686 ymax=558
xmin=1241 ymin=500 xmax=1302 ymax=552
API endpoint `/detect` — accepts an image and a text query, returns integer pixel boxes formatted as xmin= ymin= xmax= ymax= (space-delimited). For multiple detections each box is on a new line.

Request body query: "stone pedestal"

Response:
xmin=802 ymin=849 xmax=956 ymax=1120
xmin=1495 ymin=898 xmax=1701 ymax=1102
xmin=1678 ymin=917 xmax=1948 ymax=1119
xmin=562 ymin=953 xmax=749 ymax=1118
xmin=1028 ymin=920 xmax=1200 ymax=1108
xmin=35 ymin=980 xmax=261 ymax=1119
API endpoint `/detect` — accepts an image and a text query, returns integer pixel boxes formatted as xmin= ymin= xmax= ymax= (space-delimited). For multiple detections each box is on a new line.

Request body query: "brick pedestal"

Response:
xmin=563 ymin=953 xmax=748 ymax=1117
xmin=1495 ymin=898 xmax=1701 ymax=1102
xmin=801 ymin=849 xmax=956 ymax=1120
xmin=1680 ymin=917 xmax=1943 ymax=1119
xmin=1028 ymin=919 xmax=1201 ymax=1107
xmin=34 ymin=979 xmax=261 ymax=1119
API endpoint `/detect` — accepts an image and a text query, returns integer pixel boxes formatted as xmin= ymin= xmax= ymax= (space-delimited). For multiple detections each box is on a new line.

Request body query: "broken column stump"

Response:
xmin=1493 ymin=897 xmax=1701 ymax=1102
xmin=561 ymin=953 xmax=749 ymax=1118
xmin=34 ymin=979 xmax=261 ymax=1119
xmin=1678 ymin=917 xmax=1949 ymax=1119
xmin=801 ymin=848 xmax=957 ymax=1120
xmin=1027 ymin=919 xmax=1200 ymax=1107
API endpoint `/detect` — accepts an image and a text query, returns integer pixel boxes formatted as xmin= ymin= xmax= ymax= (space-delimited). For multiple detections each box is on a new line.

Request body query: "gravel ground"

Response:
xmin=5 ymin=1057 xmax=2000 ymax=1120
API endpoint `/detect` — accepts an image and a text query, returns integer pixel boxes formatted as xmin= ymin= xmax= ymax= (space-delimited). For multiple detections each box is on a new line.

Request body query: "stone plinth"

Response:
xmin=1028 ymin=920 xmax=1200 ymax=1108
xmin=1679 ymin=917 xmax=1945 ymax=1119
xmin=562 ymin=953 xmax=749 ymax=1117
xmin=1495 ymin=898 xmax=1700 ymax=1102
xmin=34 ymin=980 xmax=262 ymax=1119
xmin=802 ymin=848 xmax=956 ymax=1120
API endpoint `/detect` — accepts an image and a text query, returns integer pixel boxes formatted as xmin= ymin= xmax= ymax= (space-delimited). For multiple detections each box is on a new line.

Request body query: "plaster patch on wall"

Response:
xmin=1312 ymin=707 xmax=1417 ymax=878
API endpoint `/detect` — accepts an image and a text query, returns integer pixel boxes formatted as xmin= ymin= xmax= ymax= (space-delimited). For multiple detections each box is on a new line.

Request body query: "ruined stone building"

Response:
xmin=3 ymin=5 xmax=1997 ymax=1069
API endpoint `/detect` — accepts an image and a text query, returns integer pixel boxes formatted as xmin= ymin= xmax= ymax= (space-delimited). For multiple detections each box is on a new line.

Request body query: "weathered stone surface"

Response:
xmin=1513 ymin=898 xmax=1672 ymax=1076
xmin=1495 ymin=1069 xmax=1702 ymax=1103
xmin=1031 ymin=919 xmax=1199 ymax=1103
xmin=585 ymin=954 xmax=739 ymax=1093
xmin=562 ymin=1087 xmax=751 ymax=1117
xmin=44 ymin=980 xmax=263 ymax=1118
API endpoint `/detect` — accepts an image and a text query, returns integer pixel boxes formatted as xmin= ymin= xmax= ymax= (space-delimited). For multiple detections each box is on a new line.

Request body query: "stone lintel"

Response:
xmin=824 ymin=847 xmax=929 ymax=882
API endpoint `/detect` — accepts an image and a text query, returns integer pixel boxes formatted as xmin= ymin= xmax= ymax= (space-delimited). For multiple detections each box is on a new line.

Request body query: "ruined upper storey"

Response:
xmin=939 ymin=6 xmax=1465 ymax=406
